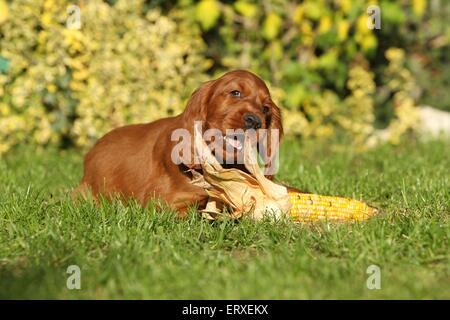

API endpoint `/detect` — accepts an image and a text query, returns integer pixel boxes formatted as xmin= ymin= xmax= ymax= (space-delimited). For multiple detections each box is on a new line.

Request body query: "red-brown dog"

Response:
xmin=76 ymin=70 xmax=283 ymax=214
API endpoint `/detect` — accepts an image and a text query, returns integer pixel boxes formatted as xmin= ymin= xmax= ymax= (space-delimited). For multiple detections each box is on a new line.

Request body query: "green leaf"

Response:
xmin=196 ymin=0 xmax=221 ymax=31
xmin=303 ymin=1 xmax=322 ymax=21
xmin=285 ymin=84 xmax=307 ymax=108
xmin=263 ymin=40 xmax=283 ymax=60
xmin=234 ymin=1 xmax=257 ymax=18
xmin=381 ymin=1 xmax=406 ymax=25
xmin=317 ymin=50 xmax=338 ymax=71
xmin=316 ymin=31 xmax=340 ymax=48
xmin=282 ymin=62 xmax=304 ymax=81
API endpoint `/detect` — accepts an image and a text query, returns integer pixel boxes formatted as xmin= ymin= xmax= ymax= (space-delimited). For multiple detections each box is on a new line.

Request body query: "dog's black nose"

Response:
xmin=243 ymin=113 xmax=262 ymax=129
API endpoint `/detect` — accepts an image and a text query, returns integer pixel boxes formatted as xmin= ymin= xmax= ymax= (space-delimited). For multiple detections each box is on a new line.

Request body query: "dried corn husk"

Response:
xmin=192 ymin=122 xmax=290 ymax=220
xmin=191 ymin=123 xmax=377 ymax=222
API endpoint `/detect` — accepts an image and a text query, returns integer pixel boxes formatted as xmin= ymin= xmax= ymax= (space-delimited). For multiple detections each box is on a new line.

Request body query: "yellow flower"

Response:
xmin=339 ymin=0 xmax=352 ymax=14
xmin=356 ymin=15 xmax=371 ymax=35
xmin=413 ymin=0 xmax=427 ymax=17
xmin=337 ymin=20 xmax=350 ymax=41
xmin=263 ymin=12 xmax=282 ymax=40
xmin=0 ymin=103 xmax=9 ymax=116
xmin=41 ymin=12 xmax=53 ymax=26
xmin=386 ymin=47 xmax=405 ymax=62
xmin=293 ymin=5 xmax=304 ymax=24
xmin=195 ymin=0 xmax=221 ymax=30
xmin=47 ymin=83 xmax=57 ymax=93
xmin=361 ymin=34 xmax=377 ymax=52
xmin=0 ymin=0 xmax=9 ymax=25
xmin=318 ymin=16 xmax=332 ymax=34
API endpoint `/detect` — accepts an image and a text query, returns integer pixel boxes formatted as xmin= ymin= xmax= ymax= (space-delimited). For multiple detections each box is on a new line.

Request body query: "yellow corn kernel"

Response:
xmin=288 ymin=192 xmax=378 ymax=222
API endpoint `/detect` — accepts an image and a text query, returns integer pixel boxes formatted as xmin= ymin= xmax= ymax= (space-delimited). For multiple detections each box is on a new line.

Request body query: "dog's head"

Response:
xmin=180 ymin=70 xmax=283 ymax=177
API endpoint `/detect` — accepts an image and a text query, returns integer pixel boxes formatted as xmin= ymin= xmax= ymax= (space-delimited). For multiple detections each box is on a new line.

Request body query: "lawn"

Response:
xmin=0 ymin=139 xmax=448 ymax=299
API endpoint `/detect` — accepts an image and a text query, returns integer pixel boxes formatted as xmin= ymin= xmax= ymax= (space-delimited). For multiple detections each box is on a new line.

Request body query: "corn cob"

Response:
xmin=288 ymin=192 xmax=378 ymax=222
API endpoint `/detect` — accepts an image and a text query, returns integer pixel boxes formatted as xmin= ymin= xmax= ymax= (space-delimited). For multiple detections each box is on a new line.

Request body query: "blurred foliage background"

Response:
xmin=0 ymin=0 xmax=449 ymax=155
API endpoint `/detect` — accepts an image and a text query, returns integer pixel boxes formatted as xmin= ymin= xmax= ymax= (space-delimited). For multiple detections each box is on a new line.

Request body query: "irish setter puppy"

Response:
xmin=76 ymin=70 xmax=283 ymax=214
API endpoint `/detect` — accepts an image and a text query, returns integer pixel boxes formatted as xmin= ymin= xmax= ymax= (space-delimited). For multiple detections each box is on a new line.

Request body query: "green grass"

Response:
xmin=0 ymin=139 xmax=448 ymax=299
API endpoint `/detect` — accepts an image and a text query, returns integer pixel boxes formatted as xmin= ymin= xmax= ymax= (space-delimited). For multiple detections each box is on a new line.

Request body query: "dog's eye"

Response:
xmin=262 ymin=105 xmax=270 ymax=113
xmin=230 ymin=90 xmax=241 ymax=97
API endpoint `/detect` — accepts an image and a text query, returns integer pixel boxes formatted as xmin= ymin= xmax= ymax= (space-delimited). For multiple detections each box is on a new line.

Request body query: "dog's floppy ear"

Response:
xmin=178 ymin=80 xmax=215 ymax=169
xmin=261 ymin=102 xmax=283 ymax=180
xmin=182 ymin=80 xmax=215 ymax=124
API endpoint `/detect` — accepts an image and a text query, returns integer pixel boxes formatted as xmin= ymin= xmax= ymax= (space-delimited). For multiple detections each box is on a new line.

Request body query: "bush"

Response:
xmin=0 ymin=0 xmax=448 ymax=155
xmin=190 ymin=0 xmax=435 ymax=147
xmin=0 ymin=0 xmax=210 ymax=153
